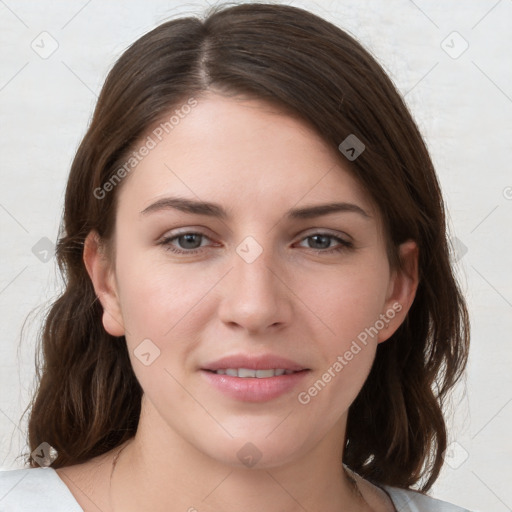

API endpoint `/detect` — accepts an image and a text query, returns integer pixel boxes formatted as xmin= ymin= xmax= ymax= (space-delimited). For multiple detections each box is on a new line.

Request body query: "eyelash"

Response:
xmin=158 ymin=231 xmax=353 ymax=255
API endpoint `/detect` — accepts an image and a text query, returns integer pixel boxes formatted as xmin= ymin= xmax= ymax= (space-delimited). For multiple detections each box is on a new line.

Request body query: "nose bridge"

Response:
xmin=218 ymin=234 xmax=291 ymax=332
xmin=235 ymin=236 xmax=276 ymax=289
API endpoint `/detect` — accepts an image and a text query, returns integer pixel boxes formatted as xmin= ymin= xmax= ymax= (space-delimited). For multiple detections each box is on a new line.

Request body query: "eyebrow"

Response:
xmin=140 ymin=196 xmax=371 ymax=220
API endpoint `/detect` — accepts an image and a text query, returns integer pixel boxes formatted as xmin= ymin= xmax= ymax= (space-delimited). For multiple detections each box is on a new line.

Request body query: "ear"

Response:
xmin=378 ymin=240 xmax=419 ymax=343
xmin=83 ymin=230 xmax=125 ymax=337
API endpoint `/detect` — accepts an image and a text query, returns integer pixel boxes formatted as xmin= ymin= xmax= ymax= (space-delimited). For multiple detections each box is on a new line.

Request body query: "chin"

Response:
xmin=199 ymin=432 xmax=311 ymax=470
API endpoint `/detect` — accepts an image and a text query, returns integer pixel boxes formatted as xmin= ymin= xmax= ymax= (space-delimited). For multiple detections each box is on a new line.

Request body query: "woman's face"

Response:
xmin=86 ymin=92 xmax=417 ymax=468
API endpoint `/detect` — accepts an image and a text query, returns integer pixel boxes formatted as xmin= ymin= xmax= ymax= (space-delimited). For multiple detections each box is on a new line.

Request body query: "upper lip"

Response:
xmin=202 ymin=354 xmax=308 ymax=372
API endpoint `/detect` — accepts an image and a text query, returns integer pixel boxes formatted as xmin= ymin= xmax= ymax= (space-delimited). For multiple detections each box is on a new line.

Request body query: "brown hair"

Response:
xmin=20 ymin=2 xmax=469 ymax=493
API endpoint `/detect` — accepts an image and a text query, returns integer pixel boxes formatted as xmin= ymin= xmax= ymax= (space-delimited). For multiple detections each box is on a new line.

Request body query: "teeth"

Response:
xmin=213 ymin=368 xmax=293 ymax=378
xmin=238 ymin=368 xmax=256 ymax=378
xmin=256 ymin=369 xmax=275 ymax=378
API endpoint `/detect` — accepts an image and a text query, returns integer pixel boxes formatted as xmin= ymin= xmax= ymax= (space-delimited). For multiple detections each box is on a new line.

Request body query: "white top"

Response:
xmin=0 ymin=467 xmax=477 ymax=511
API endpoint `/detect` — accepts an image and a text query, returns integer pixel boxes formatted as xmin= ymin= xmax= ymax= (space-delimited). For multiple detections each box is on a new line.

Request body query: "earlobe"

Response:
xmin=378 ymin=240 xmax=419 ymax=343
xmin=83 ymin=230 xmax=125 ymax=337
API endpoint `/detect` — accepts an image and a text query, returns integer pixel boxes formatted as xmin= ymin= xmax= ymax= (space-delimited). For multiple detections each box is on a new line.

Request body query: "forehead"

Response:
xmin=115 ymin=93 xmax=376 ymax=220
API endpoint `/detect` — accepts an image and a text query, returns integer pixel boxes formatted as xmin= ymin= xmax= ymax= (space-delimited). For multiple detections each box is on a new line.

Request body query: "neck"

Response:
xmin=108 ymin=407 xmax=371 ymax=512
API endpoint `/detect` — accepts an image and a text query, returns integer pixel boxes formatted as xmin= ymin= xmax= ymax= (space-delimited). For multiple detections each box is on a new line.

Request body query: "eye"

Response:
xmin=297 ymin=233 xmax=353 ymax=254
xmin=159 ymin=232 xmax=213 ymax=255
xmin=158 ymin=231 xmax=353 ymax=256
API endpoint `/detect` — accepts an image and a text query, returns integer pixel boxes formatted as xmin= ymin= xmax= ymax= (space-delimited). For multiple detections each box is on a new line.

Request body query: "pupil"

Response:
xmin=311 ymin=235 xmax=330 ymax=249
xmin=180 ymin=234 xmax=201 ymax=249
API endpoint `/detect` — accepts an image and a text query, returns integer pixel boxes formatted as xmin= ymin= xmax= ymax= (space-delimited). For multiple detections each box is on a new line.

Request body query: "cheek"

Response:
xmin=295 ymin=259 xmax=390 ymax=348
xmin=115 ymin=262 xmax=210 ymax=395
xmin=113 ymin=227 xmax=199 ymax=326
xmin=293 ymin=266 xmax=387 ymax=424
xmin=117 ymin=262 xmax=209 ymax=339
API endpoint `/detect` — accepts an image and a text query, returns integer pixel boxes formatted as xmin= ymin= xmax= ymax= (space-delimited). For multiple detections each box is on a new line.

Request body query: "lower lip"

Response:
xmin=201 ymin=370 xmax=310 ymax=402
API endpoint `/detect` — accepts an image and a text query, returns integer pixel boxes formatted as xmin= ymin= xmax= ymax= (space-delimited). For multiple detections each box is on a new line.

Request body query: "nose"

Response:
xmin=217 ymin=240 xmax=293 ymax=335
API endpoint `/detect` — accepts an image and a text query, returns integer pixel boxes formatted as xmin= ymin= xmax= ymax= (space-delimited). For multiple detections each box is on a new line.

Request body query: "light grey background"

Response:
xmin=1 ymin=1 xmax=511 ymax=511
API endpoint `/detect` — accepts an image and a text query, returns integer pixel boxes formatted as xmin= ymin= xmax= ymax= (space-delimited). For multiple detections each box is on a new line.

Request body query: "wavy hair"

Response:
xmin=20 ymin=2 xmax=470 ymax=493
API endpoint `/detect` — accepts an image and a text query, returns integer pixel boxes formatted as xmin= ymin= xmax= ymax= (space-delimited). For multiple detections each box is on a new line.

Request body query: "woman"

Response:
xmin=0 ymin=3 xmax=474 ymax=511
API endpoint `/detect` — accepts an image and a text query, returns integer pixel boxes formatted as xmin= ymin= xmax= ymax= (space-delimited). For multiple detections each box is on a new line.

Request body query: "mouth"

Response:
xmin=205 ymin=368 xmax=301 ymax=378
xmin=202 ymin=353 xmax=308 ymax=373
xmin=200 ymin=354 xmax=310 ymax=402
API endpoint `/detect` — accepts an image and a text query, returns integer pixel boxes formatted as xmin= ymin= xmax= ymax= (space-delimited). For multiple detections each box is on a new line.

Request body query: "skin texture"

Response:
xmin=57 ymin=93 xmax=418 ymax=512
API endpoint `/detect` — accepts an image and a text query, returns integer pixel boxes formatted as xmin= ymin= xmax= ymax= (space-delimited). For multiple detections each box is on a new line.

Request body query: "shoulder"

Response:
xmin=0 ymin=467 xmax=83 ymax=511
xmin=381 ymin=484 xmax=478 ymax=512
